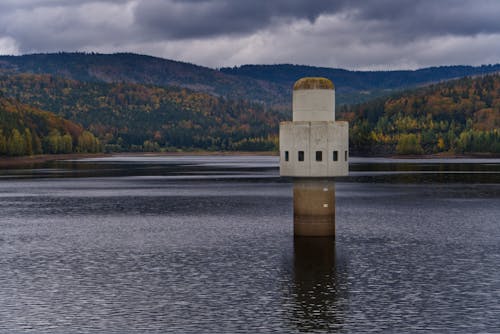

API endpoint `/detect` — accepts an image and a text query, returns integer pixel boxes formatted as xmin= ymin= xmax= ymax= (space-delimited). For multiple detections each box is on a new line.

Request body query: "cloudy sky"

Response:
xmin=1 ymin=0 xmax=500 ymax=70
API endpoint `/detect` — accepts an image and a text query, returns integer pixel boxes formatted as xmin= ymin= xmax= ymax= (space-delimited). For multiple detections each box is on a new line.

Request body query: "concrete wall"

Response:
xmin=294 ymin=179 xmax=335 ymax=236
xmin=279 ymin=121 xmax=348 ymax=177
xmin=293 ymin=89 xmax=335 ymax=122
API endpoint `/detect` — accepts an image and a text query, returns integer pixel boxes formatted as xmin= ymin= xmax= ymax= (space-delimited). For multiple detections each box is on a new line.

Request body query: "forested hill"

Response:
xmin=341 ymin=74 xmax=500 ymax=155
xmin=1 ymin=54 xmax=499 ymax=156
xmin=0 ymin=74 xmax=283 ymax=152
xmin=2 ymin=52 xmax=500 ymax=106
xmin=221 ymin=64 xmax=500 ymax=105
xmin=0 ymin=53 xmax=288 ymax=107
xmin=0 ymin=94 xmax=100 ymax=156
xmin=2 ymin=72 xmax=498 ymax=156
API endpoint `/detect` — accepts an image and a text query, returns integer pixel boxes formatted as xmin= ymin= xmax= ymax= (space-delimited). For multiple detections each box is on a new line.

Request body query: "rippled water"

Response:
xmin=0 ymin=156 xmax=499 ymax=333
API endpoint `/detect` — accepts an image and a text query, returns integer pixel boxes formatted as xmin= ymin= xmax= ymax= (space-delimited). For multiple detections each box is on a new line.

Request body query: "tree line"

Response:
xmin=0 ymin=74 xmax=283 ymax=153
xmin=340 ymin=74 xmax=500 ymax=155
xmin=1 ymin=72 xmax=499 ymax=157
xmin=0 ymin=96 xmax=101 ymax=156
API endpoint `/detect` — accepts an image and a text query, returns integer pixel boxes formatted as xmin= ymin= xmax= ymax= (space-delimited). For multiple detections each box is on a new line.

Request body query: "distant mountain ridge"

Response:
xmin=220 ymin=63 xmax=500 ymax=87
xmin=221 ymin=64 xmax=500 ymax=104
xmin=0 ymin=53 xmax=288 ymax=107
xmin=2 ymin=52 xmax=500 ymax=105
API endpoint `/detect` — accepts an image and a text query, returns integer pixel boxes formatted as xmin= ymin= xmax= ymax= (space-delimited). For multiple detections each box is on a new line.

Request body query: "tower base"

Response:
xmin=293 ymin=179 xmax=335 ymax=237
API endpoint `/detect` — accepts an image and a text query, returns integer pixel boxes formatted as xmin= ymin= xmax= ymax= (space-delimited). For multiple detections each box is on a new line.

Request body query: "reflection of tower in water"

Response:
xmin=280 ymin=77 xmax=348 ymax=236
xmin=291 ymin=238 xmax=347 ymax=331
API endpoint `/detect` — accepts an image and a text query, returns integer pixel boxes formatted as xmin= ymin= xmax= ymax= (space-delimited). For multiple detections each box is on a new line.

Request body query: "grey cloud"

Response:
xmin=132 ymin=0 xmax=500 ymax=41
xmin=133 ymin=0 xmax=345 ymax=39
xmin=1 ymin=0 xmax=500 ymax=69
xmin=0 ymin=1 xmax=136 ymax=53
xmin=351 ymin=0 xmax=500 ymax=40
xmin=0 ymin=0 xmax=128 ymax=11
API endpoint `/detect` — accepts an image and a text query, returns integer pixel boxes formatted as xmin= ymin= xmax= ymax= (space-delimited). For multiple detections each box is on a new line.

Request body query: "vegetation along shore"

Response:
xmin=1 ymin=53 xmax=499 ymax=159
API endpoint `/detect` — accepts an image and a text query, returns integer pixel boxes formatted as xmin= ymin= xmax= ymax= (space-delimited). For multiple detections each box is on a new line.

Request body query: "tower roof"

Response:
xmin=293 ymin=77 xmax=334 ymax=90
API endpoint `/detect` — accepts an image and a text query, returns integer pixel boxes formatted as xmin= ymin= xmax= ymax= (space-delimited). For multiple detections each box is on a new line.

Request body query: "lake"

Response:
xmin=0 ymin=155 xmax=499 ymax=333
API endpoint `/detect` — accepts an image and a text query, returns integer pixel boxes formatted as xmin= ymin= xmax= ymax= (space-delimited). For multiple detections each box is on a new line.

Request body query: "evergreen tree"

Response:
xmin=32 ymin=132 xmax=43 ymax=154
xmin=24 ymin=128 xmax=33 ymax=156
xmin=0 ymin=130 xmax=7 ymax=155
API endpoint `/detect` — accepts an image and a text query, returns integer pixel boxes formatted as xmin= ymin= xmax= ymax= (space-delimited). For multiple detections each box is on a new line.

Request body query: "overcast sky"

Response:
xmin=1 ymin=0 xmax=500 ymax=70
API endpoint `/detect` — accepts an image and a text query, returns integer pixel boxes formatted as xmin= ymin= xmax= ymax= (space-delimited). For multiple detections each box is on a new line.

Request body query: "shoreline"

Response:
xmin=0 ymin=151 xmax=279 ymax=167
xmin=388 ymin=152 xmax=500 ymax=159
xmin=1 ymin=151 xmax=499 ymax=168
xmin=0 ymin=153 xmax=110 ymax=168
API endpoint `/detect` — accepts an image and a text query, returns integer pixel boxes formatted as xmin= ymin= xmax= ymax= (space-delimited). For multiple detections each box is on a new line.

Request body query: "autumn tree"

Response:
xmin=7 ymin=129 xmax=26 ymax=156
xmin=61 ymin=133 xmax=73 ymax=153
xmin=45 ymin=130 xmax=63 ymax=154
xmin=396 ymin=134 xmax=424 ymax=155
xmin=77 ymin=131 xmax=101 ymax=153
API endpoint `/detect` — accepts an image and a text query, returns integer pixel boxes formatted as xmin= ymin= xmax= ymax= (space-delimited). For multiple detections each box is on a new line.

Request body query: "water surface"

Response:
xmin=0 ymin=156 xmax=499 ymax=333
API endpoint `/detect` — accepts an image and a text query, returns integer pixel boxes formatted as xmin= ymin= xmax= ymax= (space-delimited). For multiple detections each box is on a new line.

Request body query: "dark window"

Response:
xmin=298 ymin=151 xmax=304 ymax=161
xmin=345 ymin=150 xmax=348 ymax=161
xmin=315 ymin=151 xmax=322 ymax=161
xmin=333 ymin=151 xmax=338 ymax=161
xmin=285 ymin=151 xmax=289 ymax=161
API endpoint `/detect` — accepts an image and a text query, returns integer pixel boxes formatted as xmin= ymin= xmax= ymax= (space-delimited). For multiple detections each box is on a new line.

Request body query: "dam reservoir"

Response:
xmin=0 ymin=155 xmax=499 ymax=333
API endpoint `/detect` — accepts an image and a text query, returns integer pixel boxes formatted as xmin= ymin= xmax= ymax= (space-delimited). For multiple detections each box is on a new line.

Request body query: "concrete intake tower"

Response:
xmin=280 ymin=77 xmax=349 ymax=237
